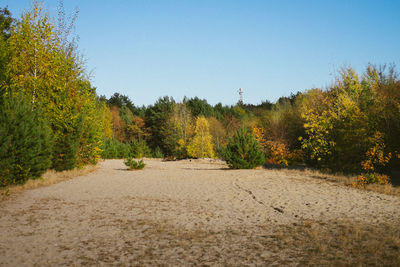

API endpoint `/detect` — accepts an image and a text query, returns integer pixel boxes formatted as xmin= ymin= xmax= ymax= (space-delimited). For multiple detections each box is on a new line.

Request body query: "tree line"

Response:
xmin=102 ymin=63 xmax=400 ymax=184
xmin=1 ymin=3 xmax=399 ymax=187
xmin=0 ymin=3 xmax=110 ymax=185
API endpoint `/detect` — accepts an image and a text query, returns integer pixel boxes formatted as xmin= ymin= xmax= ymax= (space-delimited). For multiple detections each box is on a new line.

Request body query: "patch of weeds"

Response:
xmin=124 ymin=158 xmax=146 ymax=170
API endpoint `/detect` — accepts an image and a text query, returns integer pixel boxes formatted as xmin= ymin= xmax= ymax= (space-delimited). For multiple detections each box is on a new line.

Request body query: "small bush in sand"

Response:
xmin=222 ymin=127 xmax=265 ymax=169
xmin=124 ymin=158 xmax=146 ymax=170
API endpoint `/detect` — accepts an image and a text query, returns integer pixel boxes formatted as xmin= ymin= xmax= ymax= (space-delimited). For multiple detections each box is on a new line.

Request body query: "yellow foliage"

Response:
xmin=100 ymin=101 xmax=113 ymax=139
xmin=253 ymin=126 xmax=302 ymax=166
xmin=356 ymin=173 xmax=390 ymax=185
xmin=208 ymin=117 xmax=227 ymax=148
xmin=252 ymin=127 xmax=267 ymax=147
xmin=187 ymin=116 xmax=215 ymax=158
xmin=299 ymin=90 xmax=336 ymax=163
xmin=264 ymin=140 xmax=289 ymax=166
xmin=361 ymin=131 xmax=391 ymax=171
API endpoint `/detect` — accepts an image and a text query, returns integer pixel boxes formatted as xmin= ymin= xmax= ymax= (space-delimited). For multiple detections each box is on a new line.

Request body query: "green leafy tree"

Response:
xmin=222 ymin=127 xmax=265 ymax=169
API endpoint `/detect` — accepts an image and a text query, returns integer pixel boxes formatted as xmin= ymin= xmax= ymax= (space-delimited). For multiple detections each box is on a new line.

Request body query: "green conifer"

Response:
xmin=0 ymin=96 xmax=52 ymax=185
xmin=222 ymin=127 xmax=265 ymax=169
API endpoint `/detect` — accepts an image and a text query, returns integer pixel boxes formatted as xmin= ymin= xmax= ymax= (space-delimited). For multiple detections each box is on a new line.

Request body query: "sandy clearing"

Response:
xmin=1 ymin=159 xmax=399 ymax=266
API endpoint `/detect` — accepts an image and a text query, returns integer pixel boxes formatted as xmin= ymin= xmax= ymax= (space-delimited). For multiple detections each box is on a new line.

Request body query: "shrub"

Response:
xmin=124 ymin=158 xmax=145 ymax=170
xmin=356 ymin=173 xmax=390 ymax=185
xmin=222 ymin=127 xmax=265 ymax=169
xmin=264 ymin=140 xmax=289 ymax=166
xmin=152 ymin=147 xmax=164 ymax=158
xmin=0 ymin=96 xmax=52 ymax=186
xmin=356 ymin=132 xmax=392 ymax=186
xmin=361 ymin=131 xmax=391 ymax=173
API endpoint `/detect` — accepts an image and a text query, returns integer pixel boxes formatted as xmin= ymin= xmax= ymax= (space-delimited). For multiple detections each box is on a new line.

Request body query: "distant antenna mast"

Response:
xmin=238 ymin=88 xmax=244 ymax=105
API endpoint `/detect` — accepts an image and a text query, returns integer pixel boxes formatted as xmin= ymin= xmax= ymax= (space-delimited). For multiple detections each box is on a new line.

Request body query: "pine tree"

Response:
xmin=0 ymin=96 xmax=52 ymax=186
xmin=222 ymin=127 xmax=265 ymax=169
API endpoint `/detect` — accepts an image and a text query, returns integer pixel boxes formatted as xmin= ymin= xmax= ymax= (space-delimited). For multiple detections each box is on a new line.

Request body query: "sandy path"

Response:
xmin=1 ymin=159 xmax=399 ymax=266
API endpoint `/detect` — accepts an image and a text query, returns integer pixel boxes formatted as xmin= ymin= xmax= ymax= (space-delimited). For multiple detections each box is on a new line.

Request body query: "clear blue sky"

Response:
xmin=3 ymin=0 xmax=400 ymax=106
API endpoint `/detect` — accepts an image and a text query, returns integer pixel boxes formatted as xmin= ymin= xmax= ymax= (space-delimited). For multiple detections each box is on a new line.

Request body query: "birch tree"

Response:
xmin=187 ymin=116 xmax=214 ymax=158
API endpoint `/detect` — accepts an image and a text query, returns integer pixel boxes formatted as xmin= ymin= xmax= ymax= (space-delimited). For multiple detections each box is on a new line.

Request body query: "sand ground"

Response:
xmin=1 ymin=159 xmax=399 ymax=266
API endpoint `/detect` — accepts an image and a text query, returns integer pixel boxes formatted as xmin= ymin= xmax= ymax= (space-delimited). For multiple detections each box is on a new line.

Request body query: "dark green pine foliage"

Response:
xmin=185 ymin=97 xmax=213 ymax=117
xmin=0 ymin=96 xmax=52 ymax=186
xmin=144 ymin=96 xmax=175 ymax=153
xmin=222 ymin=127 xmax=265 ymax=169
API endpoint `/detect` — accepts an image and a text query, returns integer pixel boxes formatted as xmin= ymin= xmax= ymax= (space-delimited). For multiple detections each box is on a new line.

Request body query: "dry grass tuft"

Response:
xmin=0 ymin=164 xmax=99 ymax=200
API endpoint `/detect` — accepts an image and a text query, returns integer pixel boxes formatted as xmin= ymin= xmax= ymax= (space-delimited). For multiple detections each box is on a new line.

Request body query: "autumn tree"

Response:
xmin=109 ymin=106 xmax=126 ymax=141
xmin=187 ymin=116 xmax=215 ymax=158
xmin=160 ymin=103 xmax=193 ymax=158
xmin=3 ymin=2 xmax=102 ymax=170
xmin=208 ymin=116 xmax=227 ymax=151
xmin=98 ymin=99 xmax=113 ymax=140
xmin=126 ymin=116 xmax=148 ymax=142
xmin=299 ymin=89 xmax=336 ymax=168
xmin=363 ymin=65 xmax=400 ymax=170
xmin=329 ymin=67 xmax=371 ymax=171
